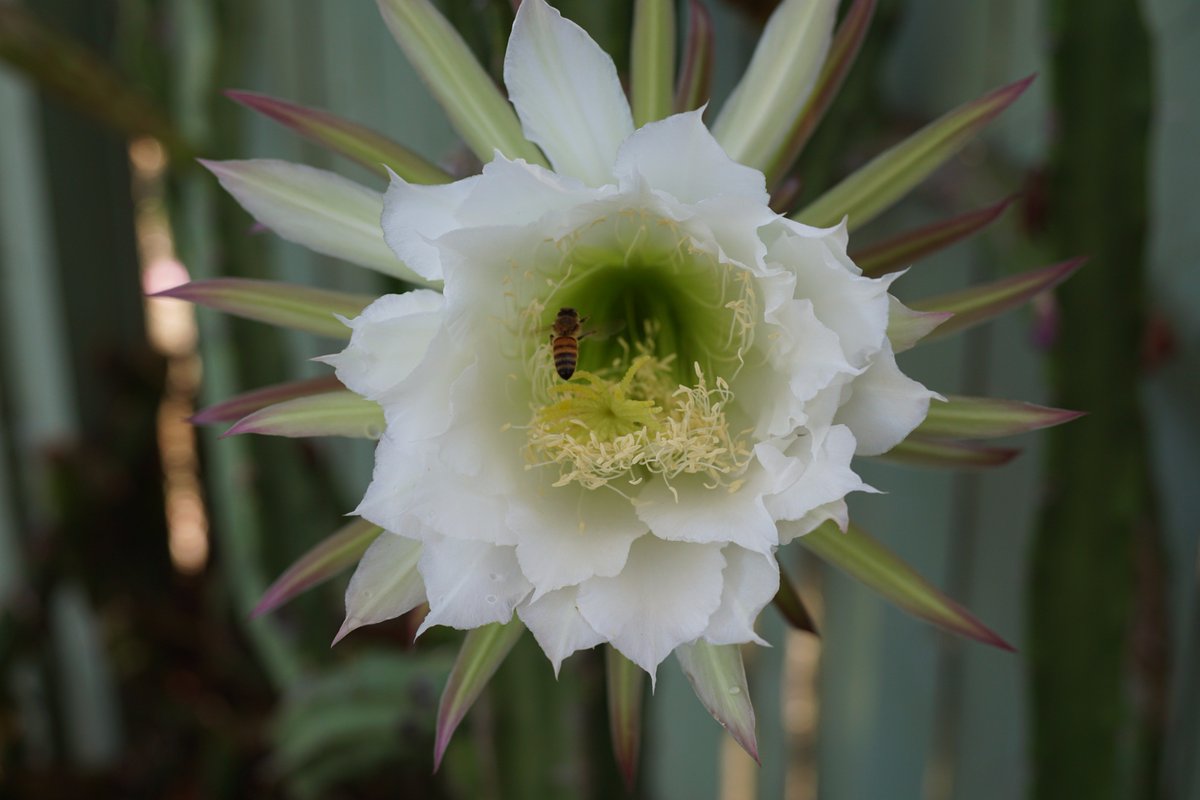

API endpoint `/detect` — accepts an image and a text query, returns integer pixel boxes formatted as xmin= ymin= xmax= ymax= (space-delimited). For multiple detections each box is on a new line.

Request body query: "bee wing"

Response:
xmin=580 ymin=318 xmax=626 ymax=341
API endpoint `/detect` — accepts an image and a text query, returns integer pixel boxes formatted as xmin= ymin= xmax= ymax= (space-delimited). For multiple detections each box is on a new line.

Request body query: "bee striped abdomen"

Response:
xmin=549 ymin=307 xmax=585 ymax=380
xmin=552 ymin=335 xmax=579 ymax=379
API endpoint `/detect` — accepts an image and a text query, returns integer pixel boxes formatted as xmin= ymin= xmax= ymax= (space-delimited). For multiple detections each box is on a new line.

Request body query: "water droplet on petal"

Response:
xmin=489 ymin=572 xmax=502 ymax=582
xmin=485 ymin=595 xmax=497 ymax=604
xmin=728 ymin=686 xmax=741 ymax=695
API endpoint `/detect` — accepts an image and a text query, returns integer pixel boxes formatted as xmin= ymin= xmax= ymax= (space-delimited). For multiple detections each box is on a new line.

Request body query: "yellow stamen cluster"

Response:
xmin=525 ymin=355 xmax=751 ymax=492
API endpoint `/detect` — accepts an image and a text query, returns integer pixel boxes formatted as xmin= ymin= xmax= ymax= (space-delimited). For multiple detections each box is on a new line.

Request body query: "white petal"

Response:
xmin=772 ymin=300 xmax=856 ymax=400
xmin=504 ymin=0 xmax=633 ymax=186
xmin=577 ymin=536 xmax=726 ymax=680
xmin=796 ymin=379 xmax=852 ymax=436
xmin=203 ymin=159 xmax=423 ymax=282
xmin=710 ymin=0 xmax=837 ymax=169
xmin=745 ymin=297 xmax=858 ymax=438
xmin=770 ymin=214 xmax=855 ymax=272
xmin=613 ymin=110 xmax=768 ymax=205
xmin=353 ymin=434 xmax=427 ymax=534
xmin=318 ymin=291 xmax=444 ymax=404
xmin=423 ymin=356 xmax=518 ymax=482
xmin=381 ymin=170 xmax=481 ymax=281
xmin=779 ymin=498 xmax=848 ymax=544
xmin=354 ymin=435 xmax=517 ymax=545
xmin=517 ymin=587 xmax=604 ymax=676
xmin=770 ymin=227 xmax=895 ymax=365
xmin=834 ymin=342 xmax=938 ymax=455
xmin=510 ymin=484 xmax=645 ymax=600
xmin=457 ymin=155 xmax=594 ymax=227
xmin=381 ymin=330 xmax=473 ymax=439
xmin=761 ymin=425 xmax=873 ymax=521
xmin=335 ymin=531 xmax=425 ymax=643
xmin=634 ymin=470 xmax=780 ymax=556
xmin=411 ymin=478 xmax=517 ymax=545
xmin=702 ymin=547 xmax=779 ymax=646
xmin=690 ymin=195 xmax=778 ymax=272
xmin=416 ymin=537 xmax=531 ymax=635
xmin=435 ymin=224 xmax=553 ymax=322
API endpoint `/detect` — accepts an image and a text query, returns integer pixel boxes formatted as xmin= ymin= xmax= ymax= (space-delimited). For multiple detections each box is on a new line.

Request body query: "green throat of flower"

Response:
xmin=518 ymin=211 xmax=757 ymax=493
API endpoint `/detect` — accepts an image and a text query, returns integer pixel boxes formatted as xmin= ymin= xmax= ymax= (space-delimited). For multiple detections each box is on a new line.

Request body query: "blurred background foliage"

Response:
xmin=0 ymin=0 xmax=1197 ymax=798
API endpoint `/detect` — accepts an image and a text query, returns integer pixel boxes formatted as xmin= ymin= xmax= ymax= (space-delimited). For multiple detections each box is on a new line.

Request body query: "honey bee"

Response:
xmin=550 ymin=307 xmax=587 ymax=380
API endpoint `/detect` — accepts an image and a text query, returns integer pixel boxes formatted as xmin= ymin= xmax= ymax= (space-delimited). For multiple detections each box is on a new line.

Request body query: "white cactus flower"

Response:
xmin=321 ymin=0 xmax=935 ymax=678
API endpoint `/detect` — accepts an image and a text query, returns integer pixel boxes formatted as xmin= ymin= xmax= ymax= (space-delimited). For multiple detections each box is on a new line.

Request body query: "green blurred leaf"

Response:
xmin=1030 ymin=0 xmax=1157 ymax=793
xmin=0 ymin=6 xmax=193 ymax=161
xmin=272 ymin=650 xmax=450 ymax=792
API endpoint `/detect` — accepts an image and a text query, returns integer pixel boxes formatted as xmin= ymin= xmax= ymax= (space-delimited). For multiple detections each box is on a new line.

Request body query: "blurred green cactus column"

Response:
xmin=1029 ymin=0 xmax=1163 ymax=798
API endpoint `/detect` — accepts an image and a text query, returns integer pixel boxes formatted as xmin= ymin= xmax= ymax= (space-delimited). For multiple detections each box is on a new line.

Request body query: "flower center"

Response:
xmin=512 ymin=210 xmax=758 ymax=493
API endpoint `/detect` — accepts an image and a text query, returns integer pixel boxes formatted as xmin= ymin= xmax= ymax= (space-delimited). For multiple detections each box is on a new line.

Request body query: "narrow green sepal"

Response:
xmin=795 ymin=75 xmax=1035 ymax=229
xmin=200 ymin=159 xmax=428 ymax=283
xmin=434 ymin=619 xmax=526 ymax=770
xmin=675 ymin=641 xmax=760 ymax=764
xmin=711 ymin=0 xmax=838 ymax=170
xmin=226 ymin=90 xmax=451 ymax=184
xmin=916 ymin=395 xmax=1085 ymax=439
xmin=800 ymin=522 xmax=1014 ymax=650
xmin=910 ymin=257 xmax=1085 ymax=343
xmin=876 ymin=435 xmax=1021 ymax=469
xmin=631 ymin=0 xmax=676 ymax=127
xmin=853 ymin=196 xmax=1015 ymax=276
xmin=253 ymin=518 xmax=381 ymax=618
xmin=333 ymin=533 xmax=424 ymax=645
xmin=376 ymin=0 xmax=545 ymax=166
xmin=152 ymin=278 xmax=371 ymax=339
xmin=674 ymin=0 xmax=714 ymax=113
xmin=766 ymin=0 xmax=875 ymax=187
xmin=606 ymin=646 xmax=645 ymax=791
xmin=773 ymin=565 xmax=819 ymax=635
xmin=191 ymin=375 xmax=344 ymax=425
xmin=223 ymin=391 xmax=384 ymax=439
